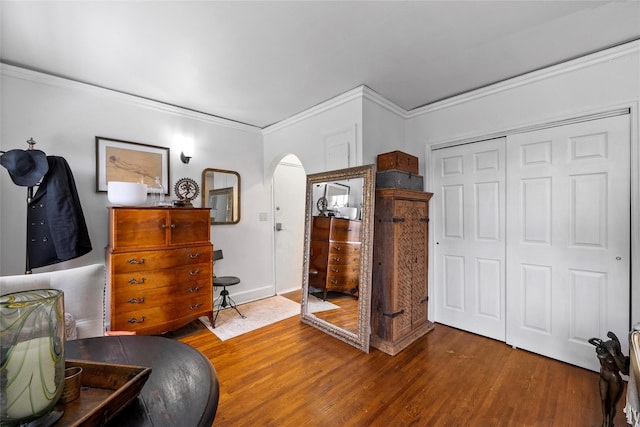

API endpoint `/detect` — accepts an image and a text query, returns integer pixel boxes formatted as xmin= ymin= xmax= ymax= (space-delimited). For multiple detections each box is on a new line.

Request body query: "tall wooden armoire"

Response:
xmin=371 ymin=188 xmax=434 ymax=355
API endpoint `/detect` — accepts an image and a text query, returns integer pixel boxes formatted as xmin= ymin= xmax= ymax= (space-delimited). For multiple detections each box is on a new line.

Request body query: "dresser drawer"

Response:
xmin=328 ymin=243 xmax=360 ymax=256
xmin=326 ymin=273 xmax=359 ymax=291
xmin=328 ymin=253 xmax=360 ymax=266
xmin=113 ymin=278 xmax=211 ymax=315
xmin=329 ymin=218 xmax=361 ymax=242
xmin=112 ymin=291 xmax=212 ymax=332
xmin=112 ymin=263 xmax=211 ymax=291
xmin=111 ymin=245 xmax=212 ymax=273
xmin=326 ymin=264 xmax=359 ymax=276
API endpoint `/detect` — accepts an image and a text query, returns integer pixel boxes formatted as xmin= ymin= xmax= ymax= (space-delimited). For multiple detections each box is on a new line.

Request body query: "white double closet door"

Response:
xmin=432 ymin=114 xmax=630 ymax=370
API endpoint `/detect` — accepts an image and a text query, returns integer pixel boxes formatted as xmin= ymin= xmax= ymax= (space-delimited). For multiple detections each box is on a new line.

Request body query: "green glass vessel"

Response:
xmin=0 ymin=289 xmax=65 ymax=425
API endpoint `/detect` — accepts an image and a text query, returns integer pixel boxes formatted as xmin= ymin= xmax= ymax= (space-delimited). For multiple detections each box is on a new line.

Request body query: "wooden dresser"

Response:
xmin=106 ymin=207 xmax=213 ymax=335
xmin=309 ymin=216 xmax=361 ymax=300
xmin=371 ymin=188 xmax=434 ymax=355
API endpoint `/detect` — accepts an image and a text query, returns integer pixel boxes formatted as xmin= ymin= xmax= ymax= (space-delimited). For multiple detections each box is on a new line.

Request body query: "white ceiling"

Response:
xmin=2 ymin=1 xmax=639 ymax=128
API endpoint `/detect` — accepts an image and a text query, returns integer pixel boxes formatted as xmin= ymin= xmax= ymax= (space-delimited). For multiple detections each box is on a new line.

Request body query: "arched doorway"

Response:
xmin=273 ymin=154 xmax=306 ymax=294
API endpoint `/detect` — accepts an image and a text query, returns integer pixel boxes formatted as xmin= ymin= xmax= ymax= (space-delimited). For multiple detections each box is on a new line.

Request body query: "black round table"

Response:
xmin=65 ymin=335 xmax=219 ymax=427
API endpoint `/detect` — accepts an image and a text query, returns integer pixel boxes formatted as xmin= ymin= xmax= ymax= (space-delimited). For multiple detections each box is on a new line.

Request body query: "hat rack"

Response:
xmin=0 ymin=138 xmax=47 ymax=273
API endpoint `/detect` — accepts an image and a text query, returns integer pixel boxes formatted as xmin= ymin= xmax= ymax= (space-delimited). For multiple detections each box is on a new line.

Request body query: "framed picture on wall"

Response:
xmin=95 ymin=136 xmax=170 ymax=193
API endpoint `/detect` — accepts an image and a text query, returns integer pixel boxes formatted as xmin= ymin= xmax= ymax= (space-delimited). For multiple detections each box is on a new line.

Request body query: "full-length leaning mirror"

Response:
xmin=301 ymin=164 xmax=375 ymax=352
xmin=201 ymin=168 xmax=241 ymax=224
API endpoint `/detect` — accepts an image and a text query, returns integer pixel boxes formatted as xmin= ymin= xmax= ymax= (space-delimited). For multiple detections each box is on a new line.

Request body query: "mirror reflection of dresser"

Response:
xmin=309 ymin=216 xmax=361 ymax=300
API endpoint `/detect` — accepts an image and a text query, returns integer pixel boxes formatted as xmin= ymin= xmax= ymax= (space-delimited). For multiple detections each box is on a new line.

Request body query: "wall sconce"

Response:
xmin=178 ymin=137 xmax=194 ymax=164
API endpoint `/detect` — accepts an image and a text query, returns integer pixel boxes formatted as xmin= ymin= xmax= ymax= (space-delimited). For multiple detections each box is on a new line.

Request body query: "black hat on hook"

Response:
xmin=0 ymin=149 xmax=49 ymax=187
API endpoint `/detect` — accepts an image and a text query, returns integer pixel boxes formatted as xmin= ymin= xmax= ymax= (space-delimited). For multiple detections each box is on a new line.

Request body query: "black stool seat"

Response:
xmin=213 ymin=276 xmax=240 ymax=286
xmin=212 ymin=275 xmax=245 ymax=327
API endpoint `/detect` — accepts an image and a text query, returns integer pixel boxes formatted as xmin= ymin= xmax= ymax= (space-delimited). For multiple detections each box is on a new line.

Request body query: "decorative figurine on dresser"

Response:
xmin=106 ymin=207 xmax=214 ymax=334
xmin=371 ymin=151 xmax=434 ymax=355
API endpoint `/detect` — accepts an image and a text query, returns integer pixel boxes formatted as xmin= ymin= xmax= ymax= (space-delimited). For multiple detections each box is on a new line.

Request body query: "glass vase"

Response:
xmin=0 ymin=289 xmax=65 ymax=425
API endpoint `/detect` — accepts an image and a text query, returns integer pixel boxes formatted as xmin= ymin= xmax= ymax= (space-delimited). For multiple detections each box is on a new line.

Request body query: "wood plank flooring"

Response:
xmin=178 ymin=306 xmax=627 ymax=426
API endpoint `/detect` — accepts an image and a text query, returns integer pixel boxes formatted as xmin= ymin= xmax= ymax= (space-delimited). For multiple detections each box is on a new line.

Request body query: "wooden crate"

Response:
xmin=377 ymin=150 xmax=419 ymax=174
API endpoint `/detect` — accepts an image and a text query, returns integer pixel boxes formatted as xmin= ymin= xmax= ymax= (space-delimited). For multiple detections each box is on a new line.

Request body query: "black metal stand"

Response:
xmin=212 ymin=277 xmax=245 ymax=328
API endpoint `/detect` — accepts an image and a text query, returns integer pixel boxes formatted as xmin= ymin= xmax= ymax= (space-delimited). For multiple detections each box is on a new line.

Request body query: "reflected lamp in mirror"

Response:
xmin=201 ymin=168 xmax=241 ymax=224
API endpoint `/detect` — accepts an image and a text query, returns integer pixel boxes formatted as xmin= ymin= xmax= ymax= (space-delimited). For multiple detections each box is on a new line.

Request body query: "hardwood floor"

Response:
xmin=179 ymin=312 xmax=627 ymax=426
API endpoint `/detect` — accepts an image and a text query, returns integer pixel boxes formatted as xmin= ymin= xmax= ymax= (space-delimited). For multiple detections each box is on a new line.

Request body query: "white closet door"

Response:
xmin=432 ymin=138 xmax=506 ymax=341
xmin=506 ymin=115 xmax=630 ymax=371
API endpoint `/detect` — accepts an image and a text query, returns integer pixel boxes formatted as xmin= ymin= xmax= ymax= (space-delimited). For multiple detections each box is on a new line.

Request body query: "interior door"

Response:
xmin=432 ymin=137 xmax=506 ymax=341
xmin=505 ymin=114 xmax=630 ymax=370
xmin=273 ymin=157 xmax=307 ymax=295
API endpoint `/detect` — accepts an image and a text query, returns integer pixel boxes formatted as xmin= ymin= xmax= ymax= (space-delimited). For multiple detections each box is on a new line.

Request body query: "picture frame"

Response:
xmin=208 ymin=187 xmax=234 ymax=223
xmin=95 ymin=137 xmax=170 ymax=193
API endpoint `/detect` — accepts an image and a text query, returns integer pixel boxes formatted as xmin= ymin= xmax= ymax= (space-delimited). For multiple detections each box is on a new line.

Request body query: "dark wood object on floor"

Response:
xmin=589 ymin=332 xmax=630 ymax=427
xmin=106 ymin=207 xmax=213 ymax=335
xmin=371 ymin=188 xmax=434 ymax=355
xmin=178 ymin=312 xmax=624 ymax=427
xmin=66 ymin=335 xmax=219 ymax=427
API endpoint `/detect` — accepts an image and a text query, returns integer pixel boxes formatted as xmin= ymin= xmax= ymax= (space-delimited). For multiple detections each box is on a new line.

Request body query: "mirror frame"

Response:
xmin=201 ymin=168 xmax=241 ymax=225
xmin=300 ymin=164 xmax=375 ymax=352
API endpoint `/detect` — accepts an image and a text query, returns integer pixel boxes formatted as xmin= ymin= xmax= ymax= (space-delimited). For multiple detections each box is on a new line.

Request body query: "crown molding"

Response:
xmin=361 ymin=86 xmax=407 ymax=118
xmin=407 ymin=39 xmax=640 ymax=119
xmin=263 ymin=86 xmax=369 ymax=135
xmin=0 ymin=63 xmax=262 ymax=134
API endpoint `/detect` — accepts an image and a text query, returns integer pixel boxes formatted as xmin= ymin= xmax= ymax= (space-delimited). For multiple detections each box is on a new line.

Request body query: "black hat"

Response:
xmin=0 ymin=149 xmax=49 ymax=187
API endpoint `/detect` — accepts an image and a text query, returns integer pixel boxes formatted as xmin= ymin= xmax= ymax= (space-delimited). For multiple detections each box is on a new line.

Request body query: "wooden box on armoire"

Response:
xmin=370 ymin=188 xmax=434 ymax=355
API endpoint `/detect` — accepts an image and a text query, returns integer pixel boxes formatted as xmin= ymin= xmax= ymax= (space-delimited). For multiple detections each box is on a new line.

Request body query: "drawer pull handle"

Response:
xmin=332 ymin=257 xmax=341 ymax=262
xmin=189 ymin=252 xmax=202 ymax=259
xmin=189 ymin=286 xmax=203 ymax=293
xmin=189 ymin=269 xmax=203 ymax=276
xmin=331 ymin=268 xmax=340 ymax=273
xmin=419 ymin=296 xmax=429 ymax=305
xmin=127 ymin=297 xmax=145 ymax=304
xmin=128 ymin=278 xmax=146 ymax=284
xmin=383 ymin=309 xmax=405 ymax=318
xmin=333 ymin=246 xmax=342 ymax=251
xmin=161 ymin=223 xmax=177 ymax=229
xmin=127 ymin=316 xmax=145 ymax=323
xmin=126 ymin=258 xmax=145 ymax=265
xmin=189 ymin=303 xmax=203 ymax=310
xmin=330 ymin=280 xmax=339 ymax=285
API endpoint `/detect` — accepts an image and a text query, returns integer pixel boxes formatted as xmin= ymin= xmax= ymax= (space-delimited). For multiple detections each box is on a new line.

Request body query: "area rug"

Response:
xmin=199 ymin=295 xmax=301 ymax=341
xmin=307 ymin=294 xmax=340 ymax=313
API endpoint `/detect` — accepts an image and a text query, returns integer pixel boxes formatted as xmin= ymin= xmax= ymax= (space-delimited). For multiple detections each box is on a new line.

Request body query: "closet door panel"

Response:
xmin=506 ymin=114 xmax=630 ymax=371
xmin=433 ymin=137 xmax=506 ymax=341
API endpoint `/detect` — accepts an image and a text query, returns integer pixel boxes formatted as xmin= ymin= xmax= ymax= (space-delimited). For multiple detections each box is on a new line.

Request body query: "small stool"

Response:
xmin=213 ymin=276 xmax=245 ymax=327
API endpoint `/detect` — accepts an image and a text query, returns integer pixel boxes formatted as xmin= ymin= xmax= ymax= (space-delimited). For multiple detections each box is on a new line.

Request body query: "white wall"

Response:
xmin=405 ymin=40 xmax=640 ymax=326
xmin=263 ymin=86 xmax=365 ymax=177
xmin=0 ymin=65 xmax=272 ymax=304
xmin=362 ymin=87 xmax=407 ymax=167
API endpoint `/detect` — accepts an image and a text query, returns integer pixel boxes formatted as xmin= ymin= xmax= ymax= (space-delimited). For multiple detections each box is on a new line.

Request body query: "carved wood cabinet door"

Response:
xmin=371 ymin=188 xmax=434 ymax=355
